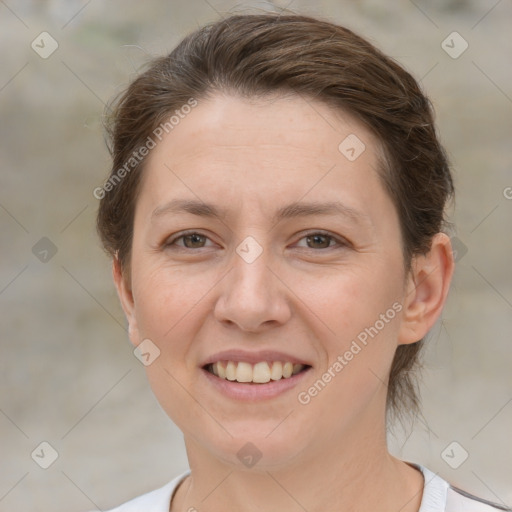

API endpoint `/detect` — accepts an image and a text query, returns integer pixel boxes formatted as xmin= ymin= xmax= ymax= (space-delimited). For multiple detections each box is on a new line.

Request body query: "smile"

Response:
xmin=205 ymin=361 xmax=309 ymax=384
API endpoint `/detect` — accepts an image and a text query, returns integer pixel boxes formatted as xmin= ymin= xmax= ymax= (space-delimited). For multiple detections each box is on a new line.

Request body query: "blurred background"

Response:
xmin=1 ymin=1 xmax=511 ymax=510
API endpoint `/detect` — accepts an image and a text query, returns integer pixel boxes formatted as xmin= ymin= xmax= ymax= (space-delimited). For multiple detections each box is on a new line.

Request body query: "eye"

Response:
xmin=164 ymin=230 xmax=348 ymax=252
xmin=295 ymin=231 xmax=347 ymax=250
xmin=165 ymin=231 xmax=214 ymax=249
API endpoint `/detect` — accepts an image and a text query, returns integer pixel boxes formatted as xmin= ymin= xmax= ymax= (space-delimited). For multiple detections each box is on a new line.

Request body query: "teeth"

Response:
xmin=292 ymin=364 xmax=303 ymax=376
xmin=270 ymin=361 xmax=282 ymax=380
xmin=282 ymin=362 xmax=293 ymax=378
xmin=236 ymin=362 xmax=253 ymax=383
xmin=226 ymin=361 xmax=237 ymax=381
xmin=253 ymin=362 xmax=271 ymax=383
xmin=209 ymin=361 xmax=306 ymax=384
xmin=217 ymin=362 xmax=226 ymax=379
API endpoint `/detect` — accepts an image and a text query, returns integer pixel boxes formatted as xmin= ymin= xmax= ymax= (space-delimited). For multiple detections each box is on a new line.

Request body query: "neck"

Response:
xmin=171 ymin=420 xmax=424 ymax=512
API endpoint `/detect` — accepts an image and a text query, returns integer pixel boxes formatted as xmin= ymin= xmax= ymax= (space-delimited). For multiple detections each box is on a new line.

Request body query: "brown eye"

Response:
xmin=305 ymin=234 xmax=333 ymax=249
xmin=165 ymin=232 xmax=213 ymax=250
xmin=294 ymin=231 xmax=345 ymax=250
xmin=181 ymin=233 xmax=207 ymax=248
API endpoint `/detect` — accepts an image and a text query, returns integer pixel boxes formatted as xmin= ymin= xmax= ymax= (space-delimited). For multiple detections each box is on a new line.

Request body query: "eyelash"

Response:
xmin=164 ymin=230 xmax=348 ymax=251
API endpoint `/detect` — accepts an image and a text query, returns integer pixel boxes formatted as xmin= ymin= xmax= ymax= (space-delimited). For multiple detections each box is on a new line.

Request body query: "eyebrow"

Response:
xmin=151 ymin=198 xmax=371 ymax=227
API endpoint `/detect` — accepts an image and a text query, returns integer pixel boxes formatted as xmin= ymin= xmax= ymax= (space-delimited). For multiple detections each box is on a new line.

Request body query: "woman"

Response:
xmin=93 ymin=13 xmax=510 ymax=512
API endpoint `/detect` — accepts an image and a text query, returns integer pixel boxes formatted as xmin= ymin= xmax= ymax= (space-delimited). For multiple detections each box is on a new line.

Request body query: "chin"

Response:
xmin=194 ymin=421 xmax=311 ymax=471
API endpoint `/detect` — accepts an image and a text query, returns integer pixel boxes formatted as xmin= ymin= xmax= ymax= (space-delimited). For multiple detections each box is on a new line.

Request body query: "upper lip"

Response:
xmin=200 ymin=349 xmax=312 ymax=367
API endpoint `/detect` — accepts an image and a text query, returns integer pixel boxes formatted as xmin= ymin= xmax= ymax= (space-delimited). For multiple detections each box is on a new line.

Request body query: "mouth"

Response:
xmin=203 ymin=360 xmax=311 ymax=384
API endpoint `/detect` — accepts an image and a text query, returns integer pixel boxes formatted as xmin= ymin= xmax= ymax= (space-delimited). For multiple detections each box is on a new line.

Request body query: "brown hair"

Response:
xmin=97 ymin=13 xmax=454 ymax=422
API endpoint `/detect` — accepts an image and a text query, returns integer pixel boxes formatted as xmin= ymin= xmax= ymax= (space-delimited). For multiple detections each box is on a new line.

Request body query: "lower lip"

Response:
xmin=200 ymin=367 xmax=311 ymax=401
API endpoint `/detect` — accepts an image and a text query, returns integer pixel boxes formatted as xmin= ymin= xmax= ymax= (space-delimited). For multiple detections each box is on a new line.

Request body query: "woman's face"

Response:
xmin=116 ymin=93 xmax=425 ymax=468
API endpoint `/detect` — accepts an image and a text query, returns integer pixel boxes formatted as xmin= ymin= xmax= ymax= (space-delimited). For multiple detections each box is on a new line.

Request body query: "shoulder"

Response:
xmin=88 ymin=471 xmax=190 ymax=512
xmin=409 ymin=462 xmax=511 ymax=512
xmin=446 ymin=486 xmax=512 ymax=512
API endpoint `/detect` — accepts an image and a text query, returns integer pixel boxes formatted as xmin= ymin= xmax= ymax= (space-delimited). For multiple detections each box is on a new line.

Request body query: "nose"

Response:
xmin=213 ymin=245 xmax=292 ymax=332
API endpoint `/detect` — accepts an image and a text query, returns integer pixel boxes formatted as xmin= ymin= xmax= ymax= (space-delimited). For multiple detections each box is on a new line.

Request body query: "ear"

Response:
xmin=112 ymin=256 xmax=140 ymax=347
xmin=397 ymin=233 xmax=454 ymax=345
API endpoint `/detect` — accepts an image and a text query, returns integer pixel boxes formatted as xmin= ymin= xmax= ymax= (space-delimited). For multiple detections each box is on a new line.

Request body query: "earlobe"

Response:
xmin=112 ymin=257 xmax=139 ymax=346
xmin=397 ymin=233 xmax=455 ymax=346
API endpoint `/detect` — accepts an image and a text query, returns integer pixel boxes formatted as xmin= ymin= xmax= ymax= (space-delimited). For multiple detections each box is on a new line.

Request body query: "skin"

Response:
xmin=113 ymin=92 xmax=454 ymax=512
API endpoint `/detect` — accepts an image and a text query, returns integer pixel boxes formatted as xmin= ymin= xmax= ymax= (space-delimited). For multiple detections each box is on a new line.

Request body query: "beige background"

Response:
xmin=1 ymin=1 xmax=511 ymax=511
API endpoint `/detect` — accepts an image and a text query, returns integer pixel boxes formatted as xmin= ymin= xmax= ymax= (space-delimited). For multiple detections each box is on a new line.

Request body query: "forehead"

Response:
xmin=136 ymin=93 xmax=392 ymax=227
xmin=154 ymin=93 xmax=379 ymax=166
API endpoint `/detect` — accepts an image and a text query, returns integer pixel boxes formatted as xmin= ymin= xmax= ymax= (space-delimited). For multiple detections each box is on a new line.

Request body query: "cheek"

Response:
xmin=293 ymin=261 xmax=404 ymax=404
xmin=290 ymin=260 xmax=403 ymax=345
xmin=131 ymin=259 xmax=210 ymax=343
xmin=131 ymin=263 xmax=216 ymax=429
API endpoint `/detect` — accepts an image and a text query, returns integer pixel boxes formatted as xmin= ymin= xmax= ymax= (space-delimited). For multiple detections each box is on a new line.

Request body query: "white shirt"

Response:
xmin=96 ymin=463 xmax=510 ymax=512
